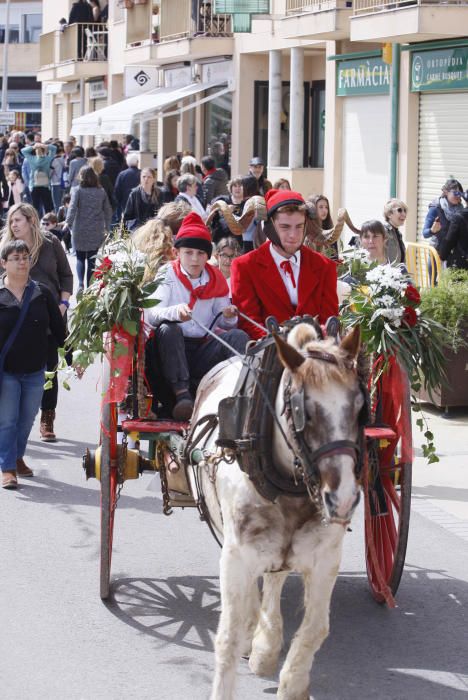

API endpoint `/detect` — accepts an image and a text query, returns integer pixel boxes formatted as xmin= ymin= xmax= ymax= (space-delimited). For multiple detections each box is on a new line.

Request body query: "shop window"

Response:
xmin=253 ymin=81 xmax=310 ymax=168
xmin=310 ymin=81 xmax=325 ymax=169
xmin=204 ymin=88 xmax=232 ymax=176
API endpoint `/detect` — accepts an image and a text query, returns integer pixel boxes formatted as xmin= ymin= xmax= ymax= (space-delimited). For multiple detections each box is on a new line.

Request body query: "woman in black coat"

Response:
xmin=439 ymin=208 xmax=468 ymax=270
xmin=159 ymin=169 xmax=179 ymax=204
xmin=123 ymin=168 xmax=161 ymax=230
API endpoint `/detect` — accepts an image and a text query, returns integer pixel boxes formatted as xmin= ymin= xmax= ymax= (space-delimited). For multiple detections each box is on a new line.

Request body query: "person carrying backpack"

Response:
xmin=20 ymin=142 xmax=57 ymax=216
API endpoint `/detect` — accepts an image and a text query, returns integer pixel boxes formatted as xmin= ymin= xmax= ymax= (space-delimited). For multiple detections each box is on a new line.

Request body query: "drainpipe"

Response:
xmin=389 ymin=43 xmax=401 ymax=198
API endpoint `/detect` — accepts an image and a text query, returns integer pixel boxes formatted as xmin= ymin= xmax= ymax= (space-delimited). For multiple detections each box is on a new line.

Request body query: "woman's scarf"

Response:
xmin=440 ymin=196 xmax=464 ymax=222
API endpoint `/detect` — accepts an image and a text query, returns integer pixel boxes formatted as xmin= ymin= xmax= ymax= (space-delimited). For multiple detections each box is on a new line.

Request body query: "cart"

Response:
xmin=83 ymin=322 xmax=412 ymax=607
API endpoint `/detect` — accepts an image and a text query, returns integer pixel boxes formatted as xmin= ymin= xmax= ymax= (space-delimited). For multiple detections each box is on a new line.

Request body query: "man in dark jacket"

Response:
xmin=114 ymin=154 xmax=141 ymax=219
xmin=68 ymin=0 xmax=94 ymax=59
xmin=96 ymin=145 xmax=122 ymax=186
xmin=201 ymin=155 xmax=228 ymax=207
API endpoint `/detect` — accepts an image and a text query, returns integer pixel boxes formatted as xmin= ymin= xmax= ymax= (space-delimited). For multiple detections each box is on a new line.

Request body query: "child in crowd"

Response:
xmin=41 ymin=212 xmax=66 ymax=243
xmin=145 ymin=212 xmax=248 ymax=420
xmin=57 ymin=193 xmax=72 ymax=252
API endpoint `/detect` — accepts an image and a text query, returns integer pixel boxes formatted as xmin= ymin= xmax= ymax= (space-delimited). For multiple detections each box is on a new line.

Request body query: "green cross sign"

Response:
xmin=214 ymin=0 xmax=270 ymax=32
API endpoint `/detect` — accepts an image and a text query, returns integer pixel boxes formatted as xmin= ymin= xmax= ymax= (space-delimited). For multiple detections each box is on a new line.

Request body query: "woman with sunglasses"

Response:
xmin=422 ymin=178 xmax=465 ymax=253
xmin=214 ymin=236 xmax=242 ymax=294
xmin=1 ymin=203 xmax=73 ymax=442
xmin=383 ymin=198 xmax=408 ymax=264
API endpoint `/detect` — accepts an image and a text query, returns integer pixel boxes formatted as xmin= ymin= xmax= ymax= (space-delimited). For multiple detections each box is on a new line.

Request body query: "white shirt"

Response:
xmin=146 ymin=263 xmax=236 ymax=338
xmin=269 ymin=243 xmax=301 ymax=307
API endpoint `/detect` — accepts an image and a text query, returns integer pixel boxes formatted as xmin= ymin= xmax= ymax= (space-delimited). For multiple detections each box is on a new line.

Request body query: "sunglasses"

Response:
xmin=393 ymin=207 xmax=407 ymax=214
xmin=41 ymin=221 xmax=53 ymax=226
xmin=449 ymin=191 xmax=463 ymax=197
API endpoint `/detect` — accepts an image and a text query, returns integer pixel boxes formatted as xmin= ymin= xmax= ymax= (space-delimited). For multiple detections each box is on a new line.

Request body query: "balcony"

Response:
xmin=351 ymin=0 xmax=468 ymax=42
xmin=279 ymin=0 xmax=352 ymax=40
xmin=125 ymin=0 xmax=233 ymax=66
xmin=37 ymin=23 xmax=108 ymax=82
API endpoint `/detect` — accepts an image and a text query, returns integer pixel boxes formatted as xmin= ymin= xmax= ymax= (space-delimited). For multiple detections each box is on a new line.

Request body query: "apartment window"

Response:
xmin=22 ymin=14 xmax=42 ymax=43
xmin=0 ymin=26 xmax=20 ymax=44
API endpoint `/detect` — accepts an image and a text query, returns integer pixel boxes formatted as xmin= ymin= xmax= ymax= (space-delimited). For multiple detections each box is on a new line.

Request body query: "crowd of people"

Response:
xmin=1 ymin=123 xmax=467 ymax=489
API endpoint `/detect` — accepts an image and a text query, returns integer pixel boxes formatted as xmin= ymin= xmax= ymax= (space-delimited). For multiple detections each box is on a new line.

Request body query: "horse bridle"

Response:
xmin=282 ymin=348 xmax=367 ymax=508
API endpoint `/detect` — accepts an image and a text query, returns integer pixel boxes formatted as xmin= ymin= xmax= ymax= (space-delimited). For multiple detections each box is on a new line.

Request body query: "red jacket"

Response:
xmin=230 ymin=242 xmax=339 ymax=339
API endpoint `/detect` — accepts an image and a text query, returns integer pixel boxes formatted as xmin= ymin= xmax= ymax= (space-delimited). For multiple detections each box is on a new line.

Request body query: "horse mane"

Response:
xmin=287 ymin=323 xmax=356 ymax=389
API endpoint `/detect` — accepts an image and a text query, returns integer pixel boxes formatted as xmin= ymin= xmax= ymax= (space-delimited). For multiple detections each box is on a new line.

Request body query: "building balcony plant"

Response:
xmin=419 ymin=268 xmax=468 ymax=411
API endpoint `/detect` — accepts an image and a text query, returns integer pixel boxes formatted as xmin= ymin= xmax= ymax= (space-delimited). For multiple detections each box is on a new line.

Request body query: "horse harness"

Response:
xmin=188 ymin=316 xmax=370 ymax=507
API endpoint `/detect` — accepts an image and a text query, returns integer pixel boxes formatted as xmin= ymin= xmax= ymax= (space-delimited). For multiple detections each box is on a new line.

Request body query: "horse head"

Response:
xmin=274 ymin=322 xmax=364 ymax=525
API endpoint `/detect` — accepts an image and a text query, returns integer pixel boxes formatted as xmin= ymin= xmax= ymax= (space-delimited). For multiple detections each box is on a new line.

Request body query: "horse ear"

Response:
xmin=340 ymin=326 xmax=361 ymax=360
xmin=273 ymin=332 xmax=305 ymax=372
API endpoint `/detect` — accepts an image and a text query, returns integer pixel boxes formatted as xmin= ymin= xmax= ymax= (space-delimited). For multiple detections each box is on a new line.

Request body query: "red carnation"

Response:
xmin=404 ymin=285 xmax=421 ymax=305
xmin=94 ymin=256 xmax=113 ymax=280
xmin=403 ymin=306 xmax=418 ymax=327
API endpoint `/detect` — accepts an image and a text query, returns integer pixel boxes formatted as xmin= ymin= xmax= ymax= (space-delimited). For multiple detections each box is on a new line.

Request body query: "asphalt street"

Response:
xmin=1 ymin=360 xmax=467 ymax=700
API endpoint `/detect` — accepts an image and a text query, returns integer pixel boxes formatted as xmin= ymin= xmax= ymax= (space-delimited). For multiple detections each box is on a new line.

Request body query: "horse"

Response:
xmin=188 ymin=321 xmax=364 ymax=700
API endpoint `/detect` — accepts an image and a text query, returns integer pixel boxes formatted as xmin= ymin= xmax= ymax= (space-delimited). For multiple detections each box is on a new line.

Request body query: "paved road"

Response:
xmin=1 ymin=361 xmax=467 ymax=700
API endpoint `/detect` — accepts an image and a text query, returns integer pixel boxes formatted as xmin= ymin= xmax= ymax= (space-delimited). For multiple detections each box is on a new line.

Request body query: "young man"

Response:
xmin=146 ymin=212 xmax=248 ymax=420
xmin=230 ymin=189 xmax=339 ymax=340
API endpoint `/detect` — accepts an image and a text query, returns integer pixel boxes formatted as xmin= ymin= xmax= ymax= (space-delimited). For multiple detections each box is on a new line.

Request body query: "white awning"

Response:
xmin=70 ymin=80 xmax=234 ymax=136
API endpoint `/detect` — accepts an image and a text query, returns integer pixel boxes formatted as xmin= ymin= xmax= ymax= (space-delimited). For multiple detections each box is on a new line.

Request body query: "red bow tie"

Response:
xmin=280 ymin=259 xmax=296 ymax=288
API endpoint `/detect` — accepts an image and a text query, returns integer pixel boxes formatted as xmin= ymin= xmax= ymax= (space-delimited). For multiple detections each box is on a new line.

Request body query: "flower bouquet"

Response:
xmin=340 ymin=253 xmax=447 ymax=462
xmin=66 ymin=238 xmax=159 ymax=394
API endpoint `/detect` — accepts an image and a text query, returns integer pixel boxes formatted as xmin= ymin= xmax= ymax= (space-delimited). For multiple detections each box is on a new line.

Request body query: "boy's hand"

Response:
xmin=222 ymin=305 xmax=238 ymax=319
xmin=178 ymin=303 xmax=192 ymax=322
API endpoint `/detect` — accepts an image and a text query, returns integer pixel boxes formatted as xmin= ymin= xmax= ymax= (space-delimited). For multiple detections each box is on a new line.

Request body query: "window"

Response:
xmin=310 ymin=81 xmax=325 ymax=168
xmin=253 ymin=81 xmax=310 ymax=168
xmin=204 ymin=88 xmax=232 ymax=176
xmin=0 ymin=26 xmax=20 ymax=44
xmin=22 ymin=14 xmax=42 ymax=43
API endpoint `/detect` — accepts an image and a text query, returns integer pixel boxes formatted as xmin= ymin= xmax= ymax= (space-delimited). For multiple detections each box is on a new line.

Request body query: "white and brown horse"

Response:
xmin=188 ymin=322 xmax=364 ymax=700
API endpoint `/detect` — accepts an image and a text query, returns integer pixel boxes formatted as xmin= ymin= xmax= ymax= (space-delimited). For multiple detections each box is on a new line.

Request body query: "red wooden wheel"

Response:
xmin=100 ymin=356 xmax=119 ymax=600
xmin=364 ymin=362 xmax=413 ymax=605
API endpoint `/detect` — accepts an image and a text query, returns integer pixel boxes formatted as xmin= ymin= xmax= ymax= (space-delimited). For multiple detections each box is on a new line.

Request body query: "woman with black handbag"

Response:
xmin=0 ymin=239 xmax=65 ymax=489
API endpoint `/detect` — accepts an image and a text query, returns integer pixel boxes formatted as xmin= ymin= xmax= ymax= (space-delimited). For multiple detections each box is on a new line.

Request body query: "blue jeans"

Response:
xmin=51 ymin=184 xmax=63 ymax=212
xmin=0 ymin=369 xmax=45 ymax=472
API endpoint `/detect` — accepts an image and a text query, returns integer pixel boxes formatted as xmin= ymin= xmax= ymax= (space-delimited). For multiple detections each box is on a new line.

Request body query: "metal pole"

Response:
xmin=389 ymin=43 xmax=401 ymax=198
xmin=1 ymin=0 xmax=11 ymax=113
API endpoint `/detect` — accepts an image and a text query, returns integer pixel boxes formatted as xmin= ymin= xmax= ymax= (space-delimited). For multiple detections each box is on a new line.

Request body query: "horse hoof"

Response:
xmin=249 ymin=652 xmax=277 ymax=678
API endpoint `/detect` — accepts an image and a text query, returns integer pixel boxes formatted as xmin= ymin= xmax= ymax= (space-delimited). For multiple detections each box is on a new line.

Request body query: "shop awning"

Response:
xmin=70 ymin=80 xmax=234 ymax=136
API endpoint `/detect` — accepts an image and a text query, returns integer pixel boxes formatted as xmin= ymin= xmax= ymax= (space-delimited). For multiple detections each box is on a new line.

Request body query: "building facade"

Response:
xmin=1 ymin=0 xmax=42 ymax=131
xmin=37 ymin=0 xmax=468 ymax=242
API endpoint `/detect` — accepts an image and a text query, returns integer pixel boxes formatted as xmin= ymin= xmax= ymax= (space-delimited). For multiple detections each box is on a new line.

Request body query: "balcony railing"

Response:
xmin=353 ymin=0 xmax=468 ymax=13
xmin=286 ymin=0 xmax=352 ymax=12
xmin=39 ymin=23 xmax=108 ymax=68
xmin=160 ymin=0 xmax=232 ymax=41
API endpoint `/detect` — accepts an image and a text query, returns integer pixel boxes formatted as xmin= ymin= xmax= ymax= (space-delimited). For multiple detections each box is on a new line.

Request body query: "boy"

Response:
xmin=146 ymin=212 xmax=248 ymax=421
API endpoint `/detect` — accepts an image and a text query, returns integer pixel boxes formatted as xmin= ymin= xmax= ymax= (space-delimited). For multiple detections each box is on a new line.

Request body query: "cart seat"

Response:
xmin=122 ymin=419 xmax=189 ymax=435
xmin=364 ymin=426 xmax=397 ymax=441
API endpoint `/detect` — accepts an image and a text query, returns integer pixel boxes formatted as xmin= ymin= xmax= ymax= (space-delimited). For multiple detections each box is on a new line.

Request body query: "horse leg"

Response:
xmin=241 ymin=577 xmax=261 ymax=658
xmin=277 ymin=536 xmax=344 ymax=700
xmin=210 ymin=545 xmax=255 ymax=700
xmin=249 ymin=571 xmax=288 ymax=677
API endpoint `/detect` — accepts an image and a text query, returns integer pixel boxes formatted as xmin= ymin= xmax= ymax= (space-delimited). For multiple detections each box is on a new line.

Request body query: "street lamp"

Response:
xmin=1 ymin=0 xmax=11 ymax=112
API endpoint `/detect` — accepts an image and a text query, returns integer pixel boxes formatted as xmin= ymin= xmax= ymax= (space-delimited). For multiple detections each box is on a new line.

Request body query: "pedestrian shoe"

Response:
xmin=16 ymin=458 xmax=34 ymax=477
xmin=172 ymin=396 xmax=194 ymax=422
xmin=2 ymin=472 xmax=18 ymax=490
xmin=40 ymin=409 xmax=57 ymax=442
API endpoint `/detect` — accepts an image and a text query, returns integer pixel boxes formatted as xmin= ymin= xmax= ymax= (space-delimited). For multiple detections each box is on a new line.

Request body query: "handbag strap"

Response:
xmin=0 ymin=280 xmax=37 ymax=366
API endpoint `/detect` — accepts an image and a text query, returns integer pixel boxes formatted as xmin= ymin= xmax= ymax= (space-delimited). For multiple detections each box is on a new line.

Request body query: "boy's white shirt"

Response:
xmin=146 ymin=262 xmax=237 ymax=338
